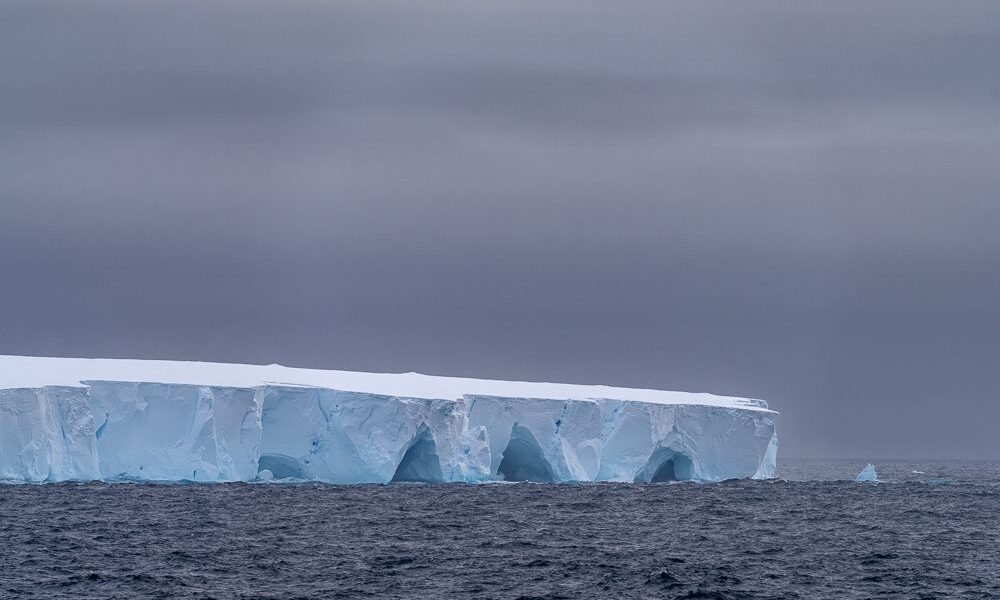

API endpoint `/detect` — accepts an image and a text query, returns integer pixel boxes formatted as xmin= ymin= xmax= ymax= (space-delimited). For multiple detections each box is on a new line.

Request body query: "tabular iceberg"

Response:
xmin=0 ymin=355 xmax=778 ymax=484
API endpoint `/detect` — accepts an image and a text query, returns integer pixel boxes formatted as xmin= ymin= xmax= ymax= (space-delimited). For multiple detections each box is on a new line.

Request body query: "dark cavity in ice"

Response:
xmin=257 ymin=454 xmax=307 ymax=480
xmin=497 ymin=425 xmax=556 ymax=482
xmin=391 ymin=429 xmax=444 ymax=483
xmin=636 ymin=449 xmax=694 ymax=483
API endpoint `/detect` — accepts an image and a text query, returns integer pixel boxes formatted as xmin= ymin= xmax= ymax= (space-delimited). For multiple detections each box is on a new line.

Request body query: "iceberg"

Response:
xmin=0 ymin=355 xmax=778 ymax=484
xmin=856 ymin=463 xmax=878 ymax=482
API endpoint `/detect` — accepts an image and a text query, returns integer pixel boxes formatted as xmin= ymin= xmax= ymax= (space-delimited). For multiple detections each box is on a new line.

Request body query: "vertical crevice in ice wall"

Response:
xmin=0 ymin=380 xmax=777 ymax=483
xmin=752 ymin=431 xmax=779 ymax=480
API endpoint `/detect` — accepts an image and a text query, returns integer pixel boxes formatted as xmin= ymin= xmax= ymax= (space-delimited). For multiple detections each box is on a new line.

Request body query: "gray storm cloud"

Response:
xmin=2 ymin=0 xmax=999 ymax=458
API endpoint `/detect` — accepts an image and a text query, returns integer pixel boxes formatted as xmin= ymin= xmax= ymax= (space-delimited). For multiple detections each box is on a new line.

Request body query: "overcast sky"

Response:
xmin=2 ymin=1 xmax=999 ymax=458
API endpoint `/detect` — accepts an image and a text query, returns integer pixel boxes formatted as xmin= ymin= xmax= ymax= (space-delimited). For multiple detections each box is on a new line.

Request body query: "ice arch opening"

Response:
xmin=257 ymin=454 xmax=307 ymax=480
xmin=390 ymin=430 xmax=444 ymax=483
xmin=634 ymin=448 xmax=694 ymax=483
xmin=497 ymin=425 xmax=555 ymax=482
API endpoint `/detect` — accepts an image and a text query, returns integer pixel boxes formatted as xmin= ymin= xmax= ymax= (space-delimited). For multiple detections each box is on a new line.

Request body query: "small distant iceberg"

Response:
xmin=856 ymin=463 xmax=879 ymax=482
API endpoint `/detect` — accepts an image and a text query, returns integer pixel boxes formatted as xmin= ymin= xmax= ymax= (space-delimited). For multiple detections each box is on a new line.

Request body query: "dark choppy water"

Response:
xmin=2 ymin=460 xmax=999 ymax=599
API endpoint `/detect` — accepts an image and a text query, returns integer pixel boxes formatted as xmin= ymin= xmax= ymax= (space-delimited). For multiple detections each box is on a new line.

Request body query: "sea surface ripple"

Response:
xmin=2 ymin=460 xmax=999 ymax=599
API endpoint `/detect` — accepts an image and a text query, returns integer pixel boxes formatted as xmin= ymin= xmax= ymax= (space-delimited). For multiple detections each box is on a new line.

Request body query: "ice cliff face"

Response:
xmin=0 ymin=356 xmax=778 ymax=483
xmin=0 ymin=386 xmax=98 ymax=481
xmin=87 ymin=382 xmax=263 ymax=482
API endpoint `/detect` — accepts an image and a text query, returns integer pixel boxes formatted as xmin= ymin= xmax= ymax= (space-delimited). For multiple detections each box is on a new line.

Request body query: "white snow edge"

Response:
xmin=0 ymin=355 xmax=772 ymax=412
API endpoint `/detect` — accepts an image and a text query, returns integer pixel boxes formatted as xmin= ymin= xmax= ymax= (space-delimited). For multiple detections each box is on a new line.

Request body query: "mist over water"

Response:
xmin=3 ymin=460 xmax=998 ymax=599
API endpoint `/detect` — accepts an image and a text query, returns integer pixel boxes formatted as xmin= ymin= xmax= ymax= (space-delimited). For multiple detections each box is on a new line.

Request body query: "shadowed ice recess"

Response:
xmin=0 ymin=356 xmax=777 ymax=484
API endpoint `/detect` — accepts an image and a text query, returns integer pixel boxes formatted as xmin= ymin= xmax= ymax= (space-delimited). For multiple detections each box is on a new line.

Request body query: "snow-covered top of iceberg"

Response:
xmin=0 ymin=355 xmax=772 ymax=412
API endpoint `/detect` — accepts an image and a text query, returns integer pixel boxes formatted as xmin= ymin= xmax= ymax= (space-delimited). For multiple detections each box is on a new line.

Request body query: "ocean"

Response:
xmin=2 ymin=459 xmax=998 ymax=599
